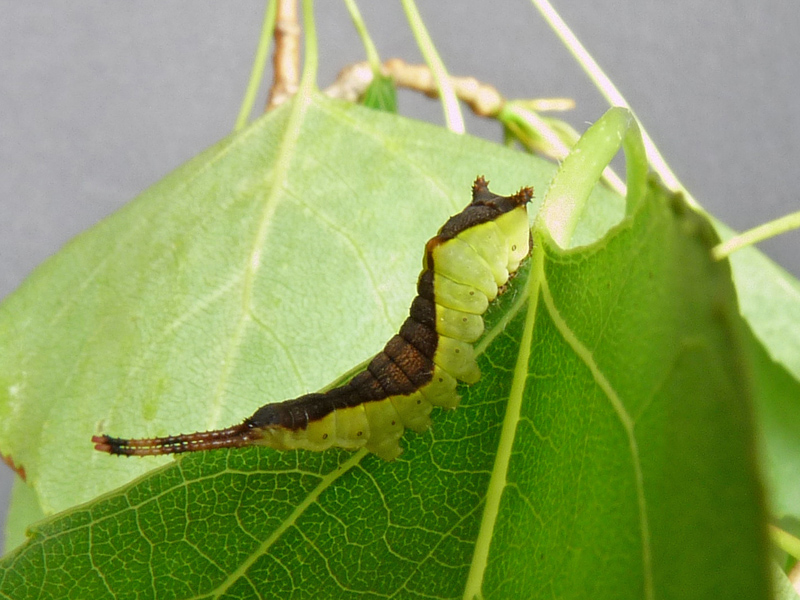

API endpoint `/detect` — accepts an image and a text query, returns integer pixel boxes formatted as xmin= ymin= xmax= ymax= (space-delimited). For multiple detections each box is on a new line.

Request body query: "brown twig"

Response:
xmin=320 ymin=59 xmax=633 ymax=192
xmin=266 ymin=0 xmax=301 ymax=111
xmin=324 ymin=58 xmax=574 ymax=118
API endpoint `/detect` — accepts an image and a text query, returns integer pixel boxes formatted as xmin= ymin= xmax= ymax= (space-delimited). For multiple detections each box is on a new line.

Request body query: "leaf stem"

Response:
xmin=299 ymin=0 xmax=318 ymax=94
xmin=500 ymin=102 xmax=627 ymax=196
xmin=502 ymin=103 xmax=572 ymax=160
xmin=528 ymin=0 xmax=700 ymax=210
xmin=712 ymin=210 xmax=800 ymax=260
xmin=400 ymin=0 xmax=465 ymax=133
xmin=234 ymin=1 xmax=278 ymax=131
xmin=342 ymin=0 xmax=382 ymax=74
xmin=538 ymin=107 xmax=647 ymax=248
xmin=770 ymin=524 xmax=800 ymax=562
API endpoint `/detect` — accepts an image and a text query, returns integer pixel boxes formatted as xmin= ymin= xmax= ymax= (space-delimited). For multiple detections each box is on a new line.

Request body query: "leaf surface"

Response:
xmin=0 ymin=96 xmax=770 ymax=598
xmin=724 ymin=239 xmax=800 ymax=524
xmin=0 ymin=93 xmax=621 ymax=514
xmin=473 ymin=181 xmax=769 ymax=599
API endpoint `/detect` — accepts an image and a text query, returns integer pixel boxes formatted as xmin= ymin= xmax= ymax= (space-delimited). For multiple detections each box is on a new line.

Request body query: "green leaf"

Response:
xmin=715 ymin=227 xmax=800 ymax=523
xmin=2 ymin=478 xmax=44 ymax=554
xmin=361 ymin=73 xmax=398 ymax=112
xmin=0 ymin=92 xmax=625 ymax=516
xmin=725 ymin=229 xmax=800 ymax=383
xmin=0 ymin=93 xmax=770 ymax=597
xmin=771 ymin=561 xmax=800 ymax=600
xmin=745 ymin=322 xmax=800 ymax=521
xmin=483 ymin=180 xmax=769 ymax=599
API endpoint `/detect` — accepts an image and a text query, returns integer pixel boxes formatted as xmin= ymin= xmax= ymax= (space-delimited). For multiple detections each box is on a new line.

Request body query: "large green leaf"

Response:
xmin=725 ymin=240 xmax=800 ymax=524
xmin=745 ymin=321 xmax=800 ymax=522
xmin=729 ymin=240 xmax=800 ymax=383
xmin=0 ymin=94 xmax=769 ymax=597
xmin=0 ymin=93 xmax=624 ymax=515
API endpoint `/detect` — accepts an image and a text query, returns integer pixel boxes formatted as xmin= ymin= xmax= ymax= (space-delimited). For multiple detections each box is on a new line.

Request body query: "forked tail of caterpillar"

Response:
xmin=91 ymin=421 xmax=261 ymax=456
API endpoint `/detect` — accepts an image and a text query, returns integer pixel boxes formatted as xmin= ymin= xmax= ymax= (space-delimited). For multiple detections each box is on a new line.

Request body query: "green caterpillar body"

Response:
xmin=93 ymin=177 xmax=533 ymax=460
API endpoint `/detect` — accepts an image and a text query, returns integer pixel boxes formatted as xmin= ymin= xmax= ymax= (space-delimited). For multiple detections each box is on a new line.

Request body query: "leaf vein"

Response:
xmin=207 ymin=449 xmax=368 ymax=599
xmin=539 ymin=275 xmax=654 ymax=600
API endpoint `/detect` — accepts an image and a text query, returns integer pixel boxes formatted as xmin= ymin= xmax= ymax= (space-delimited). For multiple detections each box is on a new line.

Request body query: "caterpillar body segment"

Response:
xmin=454 ymin=221 xmax=510 ymax=286
xmin=494 ymin=206 xmax=531 ymax=272
xmin=92 ymin=177 xmax=533 ymax=461
xmin=432 ymin=335 xmax=480 ymax=385
xmin=421 ymin=273 xmax=488 ymax=315
xmin=434 ymin=304 xmax=484 ymax=343
xmin=389 ymin=391 xmax=434 ymax=434
xmin=418 ymin=366 xmax=459 ymax=409
xmin=363 ymin=400 xmax=406 ymax=460
xmin=333 ymin=403 xmax=370 ymax=450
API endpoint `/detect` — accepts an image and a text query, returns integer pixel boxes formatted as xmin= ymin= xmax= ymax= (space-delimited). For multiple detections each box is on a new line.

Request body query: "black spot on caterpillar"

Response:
xmin=92 ymin=177 xmax=533 ymax=460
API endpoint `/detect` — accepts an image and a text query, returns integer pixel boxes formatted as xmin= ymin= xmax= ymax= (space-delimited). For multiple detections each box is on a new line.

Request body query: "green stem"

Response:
xmin=299 ymin=0 xmax=319 ymax=93
xmin=501 ymin=103 xmax=572 ymax=160
xmin=234 ymin=0 xmax=278 ymax=132
xmin=538 ymin=107 xmax=648 ymax=248
xmin=500 ymin=103 xmax=627 ymax=197
xmin=712 ymin=210 xmax=800 ymax=260
xmin=770 ymin=524 xmax=800 ymax=562
xmin=400 ymin=0 xmax=465 ymax=133
xmin=528 ymin=0 xmax=700 ymax=210
xmin=342 ymin=0 xmax=382 ymax=74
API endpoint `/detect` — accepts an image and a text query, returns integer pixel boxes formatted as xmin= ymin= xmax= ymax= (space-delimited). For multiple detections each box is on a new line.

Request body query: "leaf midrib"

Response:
xmin=206 ymin=93 xmax=313 ymax=430
xmin=462 ymin=238 xmax=655 ymax=600
xmin=462 ymin=245 xmax=544 ymax=600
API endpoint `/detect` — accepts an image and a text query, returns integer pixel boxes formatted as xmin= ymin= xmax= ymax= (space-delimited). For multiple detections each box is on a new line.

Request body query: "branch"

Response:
xmin=325 ymin=58 xmax=573 ymax=119
xmin=266 ymin=0 xmax=301 ymax=111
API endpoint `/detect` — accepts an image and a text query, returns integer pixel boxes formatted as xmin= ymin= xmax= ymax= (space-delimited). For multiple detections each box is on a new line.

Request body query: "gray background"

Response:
xmin=1 ymin=1 xmax=798 ymax=551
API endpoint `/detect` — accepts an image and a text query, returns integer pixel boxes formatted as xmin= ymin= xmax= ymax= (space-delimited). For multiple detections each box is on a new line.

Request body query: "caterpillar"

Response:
xmin=92 ymin=177 xmax=533 ymax=461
